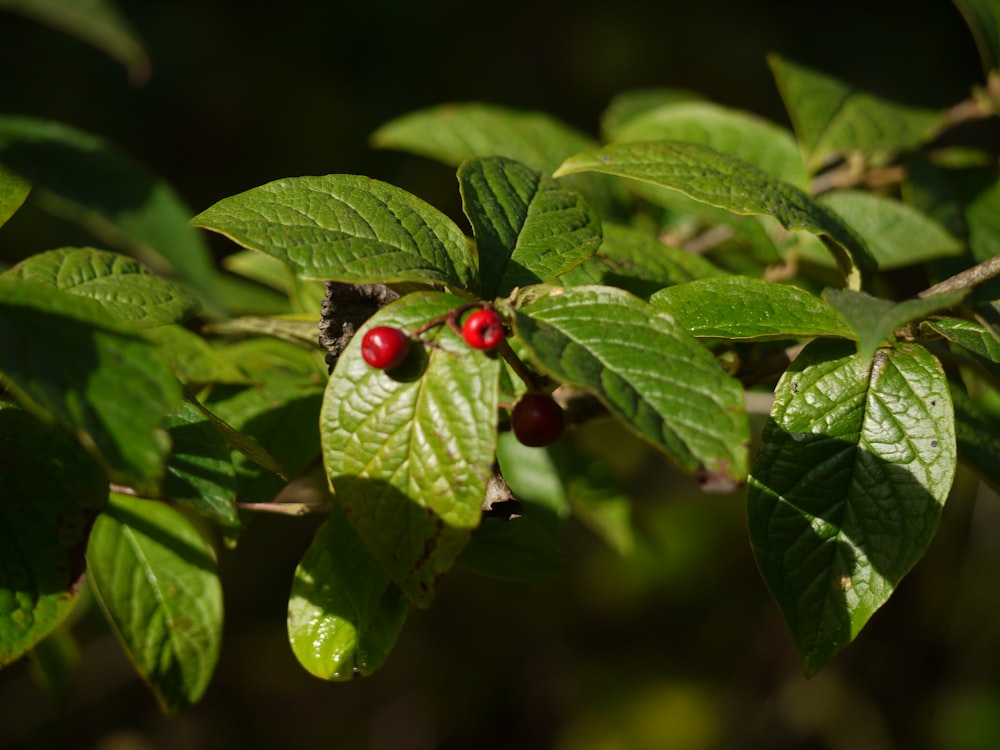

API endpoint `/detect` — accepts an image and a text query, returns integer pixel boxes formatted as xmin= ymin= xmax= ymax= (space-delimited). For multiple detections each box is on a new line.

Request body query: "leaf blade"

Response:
xmin=554 ymin=140 xmax=876 ymax=288
xmin=0 ymin=408 xmax=108 ymax=668
xmin=191 ymin=175 xmax=475 ymax=291
xmin=321 ymin=292 xmax=501 ymax=606
xmin=86 ymin=494 xmax=223 ymax=713
xmin=515 ymin=285 xmax=749 ymax=486
xmin=458 ymin=156 xmax=602 ymax=299
xmin=747 ymin=340 xmax=955 ymax=675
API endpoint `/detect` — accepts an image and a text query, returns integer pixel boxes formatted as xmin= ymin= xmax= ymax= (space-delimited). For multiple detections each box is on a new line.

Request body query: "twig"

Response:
xmin=918 ymin=254 xmax=1000 ymax=299
xmin=236 ymin=501 xmax=333 ymax=516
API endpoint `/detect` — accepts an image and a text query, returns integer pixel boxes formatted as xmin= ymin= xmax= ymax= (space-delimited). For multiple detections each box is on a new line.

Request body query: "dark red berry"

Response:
xmin=511 ymin=393 xmax=565 ymax=447
xmin=461 ymin=308 xmax=504 ymax=350
xmin=361 ymin=326 xmax=410 ymax=370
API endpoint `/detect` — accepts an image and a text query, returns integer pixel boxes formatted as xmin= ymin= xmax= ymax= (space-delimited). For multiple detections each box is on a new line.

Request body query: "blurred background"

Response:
xmin=1 ymin=1 xmax=998 ymax=748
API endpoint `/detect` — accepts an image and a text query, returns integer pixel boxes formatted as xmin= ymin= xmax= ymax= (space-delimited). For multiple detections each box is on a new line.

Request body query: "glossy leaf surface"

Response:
xmin=748 ymin=340 xmax=955 ymax=675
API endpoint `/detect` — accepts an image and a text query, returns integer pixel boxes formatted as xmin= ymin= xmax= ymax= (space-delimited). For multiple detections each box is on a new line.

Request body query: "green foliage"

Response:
xmin=2 ymin=0 xmax=1000 ymax=711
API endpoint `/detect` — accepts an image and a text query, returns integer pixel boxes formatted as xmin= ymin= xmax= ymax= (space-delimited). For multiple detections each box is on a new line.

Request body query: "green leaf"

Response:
xmin=607 ymin=101 xmax=807 ymax=187
xmin=288 ymin=503 xmax=408 ymax=680
xmin=954 ymin=0 xmax=1000 ymax=74
xmin=554 ymin=140 xmax=876 ymax=289
xmin=748 ymin=339 xmax=955 ymax=675
xmin=600 ymin=88 xmax=705 ymax=140
xmin=221 ymin=250 xmax=326 ymax=315
xmin=191 ymin=175 xmax=475 ymax=291
xmin=458 ymin=516 xmax=566 ymax=581
xmin=0 ymin=408 xmax=108 ymax=668
xmin=207 ymin=371 xmax=322 ymax=504
xmin=3 ymin=247 xmax=200 ymax=328
xmin=950 ymin=381 xmax=1000 ymax=492
xmin=86 ymin=493 xmax=223 ymax=714
xmin=816 ymin=191 xmax=963 ymax=269
xmin=0 ymin=279 xmax=182 ymax=494
xmin=823 ymin=287 xmax=968 ymax=363
xmin=372 ymin=102 xmax=600 ymax=174
xmin=651 ymin=276 xmax=855 ymax=341
xmin=0 ymin=0 xmax=151 ymax=85
xmin=458 ymin=156 xmax=602 ymax=299
xmin=142 ymin=325 xmax=250 ymax=386
xmin=371 ymin=102 xmax=630 ymax=217
xmin=925 ymin=316 xmax=1000 ymax=380
xmin=514 ymin=285 xmax=749 ymax=486
xmin=162 ymin=402 xmax=239 ymax=528
xmin=181 ymin=388 xmax=287 ymax=482
xmin=321 ymin=291 xmax=501 ymax=607
xmin=0 ymin=117 xmax=224 ymax=310
xmin=768 ymin=55 xmax=947 ymax=172
xmin=556 ymin=223 xmax=726 ymax=298
xmin=0 ymin=162 xmax=30 ymax=228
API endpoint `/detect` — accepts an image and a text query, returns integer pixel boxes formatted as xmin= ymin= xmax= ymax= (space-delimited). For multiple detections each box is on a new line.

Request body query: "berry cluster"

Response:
xmin=359 ymin=303 xmax=564 ymax=447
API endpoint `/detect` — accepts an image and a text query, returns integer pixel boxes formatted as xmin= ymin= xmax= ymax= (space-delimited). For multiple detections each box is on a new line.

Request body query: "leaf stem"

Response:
xmin=918 ymin=254 xmax=1000 ymax=299
xmin=497 ymin=337 xmax=546 ymax=391
xmin=236 ymin=501 xmax=333 ymax=516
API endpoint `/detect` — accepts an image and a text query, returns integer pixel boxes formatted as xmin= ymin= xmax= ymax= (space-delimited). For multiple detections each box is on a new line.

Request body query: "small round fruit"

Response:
xmin=361 ymin=326 xmax=410 ymax=370
xmin=461 ymin=308 xmax=505 ymax=350
xmin=511 ymin=393 xmax=565 ymax=447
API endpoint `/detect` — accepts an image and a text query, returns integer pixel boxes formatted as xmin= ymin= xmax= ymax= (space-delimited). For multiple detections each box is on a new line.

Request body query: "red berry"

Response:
xmin=511 ymin=393 xmax=565 ymax=447
xmin=461 ymin=308 xmax=505 ymax=350
xmin=361 ymin=326 xmax=410 ymax=370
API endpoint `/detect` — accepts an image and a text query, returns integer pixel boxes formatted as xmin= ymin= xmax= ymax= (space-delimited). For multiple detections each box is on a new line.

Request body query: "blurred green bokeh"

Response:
xmin=1 ymin=2 xmax=997 ymax=749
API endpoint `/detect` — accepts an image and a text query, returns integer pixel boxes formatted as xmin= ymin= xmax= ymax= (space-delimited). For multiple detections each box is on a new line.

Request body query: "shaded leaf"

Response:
xmin=371 ymin=102 xmax=630 ymax=217
xmin=0 ymin=408 xmax=107 ymax=667
xmin=0 ymin=162 xmax=30 ymax=228
xmin=817 ymin=191 xmax=963 ymax=269
xmin=556 ymin=223 xmax=725 ymax=298
xmin=748 ymin=340 xmax=955 ymax=675
xmin=950 ymin=381 xmax=1000 ymax=492
xmin=206 ymin=371 xmax=322 ymax=504
xmin=651 ymin=276 xmax=855 ymax=341
xmin=162 ymin=402 xmax=239 ymax=528
xmin=823 ymin=287 xmax=968 ymax=362
xmin=599 ymin=87 xmax=705 ymax=140
xmin=4 ymin=247 xmax=200 ymax=328
xmin=288 ymin=504 xmax=408 ymax=680
xmin=191 ymin=174 xmax=475 ymax=291
xmin=458 ymin=517 xmax=566 ymax=581
xmin=142 ymin=325 xmax=250 ymax=386
xmin=514 ymin=285 xmax=749 ymax=486
xmin=0 ymin=279 xmax=181 ymax=494
xmin=321 ymin=292 xmax=501 ymax=607
xmin=554 ymin=140 xmax=876 ymax=289
xmin=954 ymin=0 xmax=1000 ymax=74
xmin=0 ymin=0 xmax=151 ymax=85
xmin=0 ymin=117 xmax=224 ymax=310
xmin=87 ymin=493 xmax=223 ymax=714
xmin=458 ymin=156 xmax=602 ymax=298
xmin=608 ymin=100 xmax=807 ymax=187
xmin=768 ymin=55 xmax=946 ymax=172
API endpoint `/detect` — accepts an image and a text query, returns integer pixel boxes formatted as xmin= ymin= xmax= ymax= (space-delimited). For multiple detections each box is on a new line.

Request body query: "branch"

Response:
xmin=918 ymin=254 xmax=1000 ymax=299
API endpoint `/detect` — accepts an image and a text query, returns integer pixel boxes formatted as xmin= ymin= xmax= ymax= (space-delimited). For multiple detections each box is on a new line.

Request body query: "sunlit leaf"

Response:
xmin=87 ymin=493 xmax=223 ymax=713
xmin=192 ymin=175 xmax=475 ymax=291
xmin=321 ymin=292 xmax=500 ymax=606
xmin=458 ymin=156 xmax=602 ymax=298
xmin=288 ymin=504 xmax=408 ymax=680
xmin=4 ymin=247 xmax=200 ymax=328
xmin=748 ymin=340 xmax=955 ymax=675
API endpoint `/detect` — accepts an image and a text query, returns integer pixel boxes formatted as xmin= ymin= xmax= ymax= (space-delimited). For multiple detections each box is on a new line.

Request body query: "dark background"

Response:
xmin=1 ymin=2 xmax=998 ymax=749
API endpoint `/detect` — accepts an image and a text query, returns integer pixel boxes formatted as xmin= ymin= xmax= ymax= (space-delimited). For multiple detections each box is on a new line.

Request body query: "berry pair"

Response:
xmin=360 ymin=307 xmax=504 ymax=371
